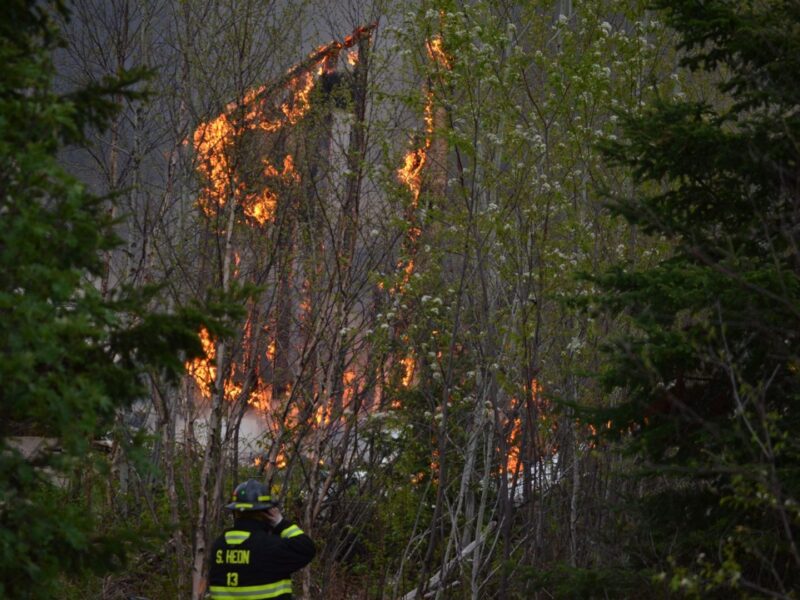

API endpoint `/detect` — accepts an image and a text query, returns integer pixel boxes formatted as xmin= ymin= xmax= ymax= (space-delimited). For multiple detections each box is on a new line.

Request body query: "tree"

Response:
xmin=593 ymin=0 xmax=800 ymax=596
xmin=0 ymin=2 xmax=207 ymax=597
xmin=377 ymin=0 xmax=680 ymax=596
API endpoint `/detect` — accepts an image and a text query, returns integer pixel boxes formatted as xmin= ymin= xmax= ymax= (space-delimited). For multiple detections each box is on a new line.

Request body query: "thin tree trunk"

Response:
xmin=191 ymin=183 xmax=238 ymax=600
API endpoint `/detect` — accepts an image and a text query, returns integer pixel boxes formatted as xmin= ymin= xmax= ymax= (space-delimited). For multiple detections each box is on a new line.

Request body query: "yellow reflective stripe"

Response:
xmin=209 ymin=579 xmax=292 ymax=599
xmin=225 ymin=531 xmax=251 ymax=545
xmin=280 ymin=524 xmax=303 ymax=539
xmin=232 ymin=503 xmax=253 ymax=509
xmin=257 ymin=495 xmax=271 ymax=501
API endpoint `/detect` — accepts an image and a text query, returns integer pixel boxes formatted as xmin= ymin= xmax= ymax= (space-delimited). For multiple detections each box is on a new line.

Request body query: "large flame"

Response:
xmin=188 ymin=25 xmax=394 ymax=474
xmin=193 ymin=23 xmax=377 ymax=227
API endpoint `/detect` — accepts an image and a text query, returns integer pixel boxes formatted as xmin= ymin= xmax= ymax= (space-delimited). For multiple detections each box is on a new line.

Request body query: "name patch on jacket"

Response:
xmin=216 ymin=549 xmax=250 ymax=564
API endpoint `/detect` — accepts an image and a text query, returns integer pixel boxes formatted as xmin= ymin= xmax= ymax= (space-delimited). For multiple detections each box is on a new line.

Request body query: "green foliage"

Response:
xmin=520 ymin=561 xmax=655 ymax=599
xmin=592 ymin=0 xmax=800 ymax=595
xmin=0 ymin=1 xmax=210 ymax=597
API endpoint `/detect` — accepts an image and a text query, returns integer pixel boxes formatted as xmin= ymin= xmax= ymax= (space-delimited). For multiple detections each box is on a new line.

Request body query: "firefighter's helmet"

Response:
xmin=225 ymin=479 xmax=277 ymax=512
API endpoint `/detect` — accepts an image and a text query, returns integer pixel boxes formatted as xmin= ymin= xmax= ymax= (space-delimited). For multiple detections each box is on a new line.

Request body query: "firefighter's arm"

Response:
xmin=271 ymin=518 xmax=316 ymax=571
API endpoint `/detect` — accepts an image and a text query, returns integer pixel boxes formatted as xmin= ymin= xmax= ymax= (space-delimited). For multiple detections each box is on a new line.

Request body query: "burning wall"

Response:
xmin=185 ymin=24 xmax=378 ymax=471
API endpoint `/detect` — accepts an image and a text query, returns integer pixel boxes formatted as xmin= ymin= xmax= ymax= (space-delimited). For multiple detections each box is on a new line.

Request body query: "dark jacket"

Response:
xmin=208 ymin=517 xmax=316 ymax=599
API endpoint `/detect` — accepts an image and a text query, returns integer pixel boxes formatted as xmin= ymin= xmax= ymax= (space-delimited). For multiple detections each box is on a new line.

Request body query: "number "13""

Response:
xmin=227 ymin=572 xmax=239 ymax=586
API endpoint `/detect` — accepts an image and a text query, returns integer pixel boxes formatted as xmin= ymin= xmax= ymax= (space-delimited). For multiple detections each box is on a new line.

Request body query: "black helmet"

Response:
xmin=225 ymin=479 xmax=277 ymax=512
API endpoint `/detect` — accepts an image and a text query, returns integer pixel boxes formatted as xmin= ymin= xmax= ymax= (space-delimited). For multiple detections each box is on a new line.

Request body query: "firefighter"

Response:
xmin=207 ymin=479 xmax=316 ymax=599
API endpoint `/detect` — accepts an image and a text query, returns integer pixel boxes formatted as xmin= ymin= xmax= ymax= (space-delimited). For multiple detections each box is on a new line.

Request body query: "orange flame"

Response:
xmin=503 ymin=379 xmax=545 ymax=475
xmin=193 ymin=23 xmax=377 ymax=228
xmin=280 ymin=72 xmax=317 ymax=125
xmin=505 ymin=414 xmax=522 ymax=475
xmin=188 ymin=24 xmax=379 ymax=469
xmin=185 ymin=327 xmax=242 ymax=402
xmin=343 ymin=369 xmax=358 ymax=405
xmin=249 ymin=380 xmax=272 ymax=412
xmin=426 ymin=37 xmax=451 ymax=69
xmin=396 ymin=90 xmax=436 ymax=210
xmin=400 ymin=356 xmax=416 ymax=388
xmin=315 ymin=402 xmax=333 ymax=426
xmin=394 ymin=36 xmax=450 ymax=291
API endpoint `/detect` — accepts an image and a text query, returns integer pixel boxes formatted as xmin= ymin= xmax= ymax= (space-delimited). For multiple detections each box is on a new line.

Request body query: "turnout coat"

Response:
xmin=208 ymin=518 xmax=316 ymax=599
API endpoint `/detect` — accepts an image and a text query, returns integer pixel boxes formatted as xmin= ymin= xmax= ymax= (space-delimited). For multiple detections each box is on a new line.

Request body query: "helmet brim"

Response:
xmin=224 ymin=500 xmax=277 ymax=512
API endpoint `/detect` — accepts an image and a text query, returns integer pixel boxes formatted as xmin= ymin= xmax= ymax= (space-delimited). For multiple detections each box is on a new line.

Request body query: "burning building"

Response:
xmin=185 ymin=23 xmax=384 ymax=472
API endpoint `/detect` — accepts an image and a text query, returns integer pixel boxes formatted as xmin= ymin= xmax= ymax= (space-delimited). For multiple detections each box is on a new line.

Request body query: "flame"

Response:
xmin=395 ymin=38 xmax=447 ymax=203
xmin=396 ymin=90 xmax=436 ymax=210
xmin=246 ymin=188 xmax=278 ymax=225
xmin=245 ymin=154 xmax=299 ymax=225
xmin=505 ymin=414 xmax=522 ymax=475
xmin=426 ymin=37 xmax=451 ymax=69
xmin=315 ymin=402 xmax=332 ymax=426
xmin=394 ymin=36 xmax=451 ymax=291
xmin=188 ymin=24 xmax=379 ymax=470
xmin=502 ymin=379 xmax=545 ymax=476
xmin=193 ymin=114 xmax=236 ymax=214
xmin=185 ymin=327 xmax=215 ymax=394
xmin=346 ymin=48 xmax=359 ymax=67
xmin=249 ymin=381 xmax=272 ymax=412
xmin=400 ymin=356 xmax=416 ymax=388
xmin=343 ymin=369 xmax=358 ymax=405
xmin=281 ymin=72 xmax=317 ymax=124
xmin=193 ymin=23 xmax=377 ymax=228
xmin=185 ymin=327 xmax=242 ymax=402
xmin=397 ymin=147 xmax=428 ymax=205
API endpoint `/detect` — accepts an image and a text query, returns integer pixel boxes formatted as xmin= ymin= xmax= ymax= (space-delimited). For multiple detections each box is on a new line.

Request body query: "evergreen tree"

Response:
xmin=0 ymin=1 xmax=207 ymax=597
xmin=593 ymin=0 xmax=800 ymax=596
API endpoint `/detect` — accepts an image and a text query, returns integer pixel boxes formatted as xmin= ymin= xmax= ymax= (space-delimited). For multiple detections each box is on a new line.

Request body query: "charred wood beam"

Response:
xmin=243 ymin=22 xmax=378 ymax=110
